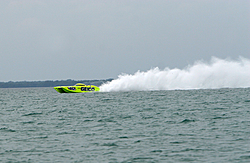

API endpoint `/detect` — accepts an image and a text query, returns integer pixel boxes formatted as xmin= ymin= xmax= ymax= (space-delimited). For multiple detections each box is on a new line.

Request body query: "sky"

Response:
xmin=0 ymin=0 xmax=249 ymax=82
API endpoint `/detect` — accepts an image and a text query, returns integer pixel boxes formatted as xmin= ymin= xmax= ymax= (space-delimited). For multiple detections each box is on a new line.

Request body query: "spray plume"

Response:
xmin=100 ymin=57 xmax=250 ymax=92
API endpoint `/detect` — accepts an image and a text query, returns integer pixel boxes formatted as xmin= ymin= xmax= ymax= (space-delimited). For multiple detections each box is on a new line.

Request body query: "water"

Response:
xmin=1 ymin=87 xmax=250 ymax=162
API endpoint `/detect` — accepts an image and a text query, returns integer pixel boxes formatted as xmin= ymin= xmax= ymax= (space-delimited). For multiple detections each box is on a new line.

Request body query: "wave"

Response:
xmin=100 ymin=57 xmax=250 ymax=92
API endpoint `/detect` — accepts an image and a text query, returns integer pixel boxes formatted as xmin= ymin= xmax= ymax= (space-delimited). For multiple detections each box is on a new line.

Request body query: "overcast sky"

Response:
xmin=0 ymin=0 xmax=249 ymax=81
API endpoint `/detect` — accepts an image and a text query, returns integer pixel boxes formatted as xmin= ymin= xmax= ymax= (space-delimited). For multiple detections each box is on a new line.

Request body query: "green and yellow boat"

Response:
xmin=54 ymin=83 xmax=100 ymax=93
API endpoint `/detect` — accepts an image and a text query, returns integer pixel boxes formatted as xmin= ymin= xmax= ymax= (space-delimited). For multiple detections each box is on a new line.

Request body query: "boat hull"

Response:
xmin=54 ymin=85 xmax=100 ymax=93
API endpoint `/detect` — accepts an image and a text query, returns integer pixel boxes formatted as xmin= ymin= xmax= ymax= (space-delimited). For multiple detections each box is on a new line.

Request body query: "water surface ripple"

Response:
xmin=0 ymin=88 xmax=250 ymax=162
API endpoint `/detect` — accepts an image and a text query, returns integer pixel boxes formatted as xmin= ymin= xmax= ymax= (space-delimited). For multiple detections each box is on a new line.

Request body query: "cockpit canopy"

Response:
xmin=75 ymin=83 xmax=86 ymax=86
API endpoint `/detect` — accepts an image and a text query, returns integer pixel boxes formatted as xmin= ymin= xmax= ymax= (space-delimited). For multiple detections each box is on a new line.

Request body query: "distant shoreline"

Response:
xmin=0 ymin=79 xmax=113 ymax=88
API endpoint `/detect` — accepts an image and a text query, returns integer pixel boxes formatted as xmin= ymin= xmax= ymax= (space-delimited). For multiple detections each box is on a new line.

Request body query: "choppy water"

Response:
xmin=1 ymin=87 xmax=250 ymax=162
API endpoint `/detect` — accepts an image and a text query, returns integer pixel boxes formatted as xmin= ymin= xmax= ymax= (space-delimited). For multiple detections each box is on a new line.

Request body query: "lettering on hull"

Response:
xmin=81 ymin=87 xmax=95 ymax=91
xmin=68 ymin=87 xmax=76 ymax=90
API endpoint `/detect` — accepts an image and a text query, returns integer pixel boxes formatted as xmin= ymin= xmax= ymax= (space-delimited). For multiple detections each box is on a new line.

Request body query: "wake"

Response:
xmin=100 ymin=57 xmax=250 ymax=92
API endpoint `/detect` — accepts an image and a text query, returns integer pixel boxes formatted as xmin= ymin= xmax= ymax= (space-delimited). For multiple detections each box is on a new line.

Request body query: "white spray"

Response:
xmin=100 ymin=57 xmax=250 ymax=92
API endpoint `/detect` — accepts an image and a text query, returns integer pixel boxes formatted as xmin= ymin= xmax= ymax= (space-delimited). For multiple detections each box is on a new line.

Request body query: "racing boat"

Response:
xmin=54 ymin=83 xmax=100 ymax=93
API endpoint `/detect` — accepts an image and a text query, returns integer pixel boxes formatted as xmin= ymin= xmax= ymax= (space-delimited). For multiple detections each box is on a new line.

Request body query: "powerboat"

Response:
xmin=54 ymin=83 xmax=100 ymax=93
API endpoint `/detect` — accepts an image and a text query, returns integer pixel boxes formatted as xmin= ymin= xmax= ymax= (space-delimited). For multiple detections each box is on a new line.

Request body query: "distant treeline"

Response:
xmin=0 ymin=79 xmax=113 ymax=88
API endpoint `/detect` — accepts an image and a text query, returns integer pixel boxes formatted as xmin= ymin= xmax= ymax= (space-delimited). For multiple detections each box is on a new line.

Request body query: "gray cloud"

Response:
xmin=0 ymin=0 xmax=249 ymax=81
